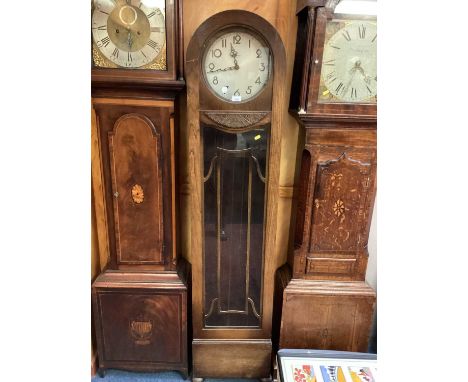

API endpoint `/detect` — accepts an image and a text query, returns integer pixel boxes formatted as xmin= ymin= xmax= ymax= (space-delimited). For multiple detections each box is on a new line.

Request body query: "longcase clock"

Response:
xmin=274 ymin=0 xmax=377 ymax=353
xmin=185 ymin=10 xmax=286 ymax=379
xmin=90 ymin=0 xmax=188 ymax=378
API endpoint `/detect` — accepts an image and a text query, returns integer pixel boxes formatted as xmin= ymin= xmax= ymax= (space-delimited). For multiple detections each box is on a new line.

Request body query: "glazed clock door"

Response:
xmin=202 ymin=125 xmax=268 ymax=328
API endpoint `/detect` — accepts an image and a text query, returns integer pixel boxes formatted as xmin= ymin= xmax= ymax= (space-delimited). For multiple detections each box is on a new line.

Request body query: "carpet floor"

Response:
xmin=91 ymin=370 xmax=253 ymax=382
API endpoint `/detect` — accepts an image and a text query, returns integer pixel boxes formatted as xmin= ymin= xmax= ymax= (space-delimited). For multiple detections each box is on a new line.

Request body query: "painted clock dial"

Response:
xmin=92 ymin=0 xmax=166 ymax=69
xmin=202 ymin=28 xmax=272 ymax=103
xmin=318 ymin=20 xmax=377 ymax=103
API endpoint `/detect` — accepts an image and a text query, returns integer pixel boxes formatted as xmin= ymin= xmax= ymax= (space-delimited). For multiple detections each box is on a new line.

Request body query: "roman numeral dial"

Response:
xmin=319 ymin=20 xmax=377 ymax=103
xmin=91 ymin=0 xmax=166 ymax=69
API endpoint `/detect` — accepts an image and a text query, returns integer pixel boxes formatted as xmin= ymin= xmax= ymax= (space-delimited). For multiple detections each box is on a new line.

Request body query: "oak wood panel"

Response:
xmin=92 ymin=107 xmax=110 ymax=270
xmin=292 ymin=129 xmax=376 ymax=281
xmin=192 ymin=339 xmax=271 ymax=378
xmin=279 ymin=280 xmax=375 ymax=352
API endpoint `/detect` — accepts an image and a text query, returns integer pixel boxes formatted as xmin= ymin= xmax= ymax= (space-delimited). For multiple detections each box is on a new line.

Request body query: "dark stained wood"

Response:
xmin=109 ymin=114 xmax=164 ymax=265
xmin=93 ymin=98 xmax=177 ymax=271
xmin=185 ymin=9 xmax=287 ymax=378
xmin=91 ymin=0 xmax=187 ymax=376
xmin=92 ymin=271 xmax=188 ymax=378
xmin=279 ymin=280 xmax=375 ymax=352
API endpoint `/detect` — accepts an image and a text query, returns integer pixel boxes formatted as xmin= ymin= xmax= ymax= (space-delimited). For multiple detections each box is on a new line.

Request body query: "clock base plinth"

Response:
xmin=192 ymin=339 xmax=272 ymax=379
xmin=278 ymin=279 xmax=375 ymax=352
xmin=92 ymin=271 xmax=188 ymax=378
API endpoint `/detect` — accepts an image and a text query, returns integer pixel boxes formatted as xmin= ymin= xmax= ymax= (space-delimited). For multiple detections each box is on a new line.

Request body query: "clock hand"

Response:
xmin=127 ymin=30 xmax=133 ymax=49
xmin=230 ymin=43 xmax=240 ymax=70
xmin=208 ymin=65 xmax=238 ymax=73
xmin=353 ymin=60 xmax=374 ymax=85
xmin=344 ymin=67 xmax=357 ymax=94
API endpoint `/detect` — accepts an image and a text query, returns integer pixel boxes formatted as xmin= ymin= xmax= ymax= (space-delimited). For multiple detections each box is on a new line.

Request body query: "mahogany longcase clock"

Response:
xmin=274 ymin=0 xmax=377 ymax=353
xmin=91 ymin=0 xmax=188 ymax=378
xmin=185 ymin=10 xmax=286 ymax=379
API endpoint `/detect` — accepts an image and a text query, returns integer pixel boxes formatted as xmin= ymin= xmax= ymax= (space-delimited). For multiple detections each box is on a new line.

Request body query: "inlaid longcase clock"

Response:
xmin=90 ymin=0 xmax=188 ymax=378
xmin=274 ymin=0 xmax=377 ymax=353
xmin=185 ymin=10 xmax=286 ymax=379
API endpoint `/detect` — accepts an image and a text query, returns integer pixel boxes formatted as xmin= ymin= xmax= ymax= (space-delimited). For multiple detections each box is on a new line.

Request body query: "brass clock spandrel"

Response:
xmin=91 ymin=0 xmax=167 ymax=70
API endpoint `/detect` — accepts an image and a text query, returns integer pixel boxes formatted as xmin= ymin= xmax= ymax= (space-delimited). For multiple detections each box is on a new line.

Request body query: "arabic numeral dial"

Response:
xmin=202 ymin=29 xmax=271 ymax=102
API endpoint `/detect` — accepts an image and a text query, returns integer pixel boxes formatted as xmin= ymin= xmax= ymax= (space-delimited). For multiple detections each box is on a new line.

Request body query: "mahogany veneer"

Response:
xmin=92 ymin=271 xmax=188 ymax=378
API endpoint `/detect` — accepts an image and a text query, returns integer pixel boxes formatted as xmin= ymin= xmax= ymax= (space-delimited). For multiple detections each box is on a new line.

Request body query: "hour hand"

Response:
xmin=127 ymin=31 xmax=133 ymax=48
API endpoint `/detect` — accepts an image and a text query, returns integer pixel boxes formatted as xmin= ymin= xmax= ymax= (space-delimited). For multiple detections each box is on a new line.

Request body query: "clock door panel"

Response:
xmin=203 ymin=124 xmax=267 ymax=328
xmin=98 ymin=291 xmax=182 ymax=363
xmin=109 ymin=114 xmax=164 ymax=264
xmin=304 ymin=145 xmax=376 ymax=280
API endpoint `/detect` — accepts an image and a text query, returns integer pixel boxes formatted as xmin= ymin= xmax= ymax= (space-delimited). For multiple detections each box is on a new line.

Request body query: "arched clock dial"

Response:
xmin=202 ymin=29 xmax=272 ymax=103
xmin=92 ymin=0 xmax=166 ymax=69
xmin=319 ymin=20 xmax=377 ymax=103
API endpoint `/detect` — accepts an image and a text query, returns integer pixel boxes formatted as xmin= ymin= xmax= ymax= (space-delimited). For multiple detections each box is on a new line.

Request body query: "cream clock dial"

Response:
xmin=203 ymin=29 xmax=272 ymax=102
xmin=319 ymin=20 xmax=377 ymax=103
xmin=92 ymin=0 xmax=166 ymax=69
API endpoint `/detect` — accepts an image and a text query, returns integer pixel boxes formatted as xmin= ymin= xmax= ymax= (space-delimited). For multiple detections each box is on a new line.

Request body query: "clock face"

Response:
xmin=202 ymin=29 xmax=272 ymax=103
xmin=92 ymin=0 xmax=166 ymax=69
xmin=318 ymin=19 xmax=377 ymax=104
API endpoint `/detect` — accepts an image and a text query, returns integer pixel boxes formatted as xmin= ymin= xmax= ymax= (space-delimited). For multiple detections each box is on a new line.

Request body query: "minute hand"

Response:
xmin=208 ymin=65 xmax=238 ymax=73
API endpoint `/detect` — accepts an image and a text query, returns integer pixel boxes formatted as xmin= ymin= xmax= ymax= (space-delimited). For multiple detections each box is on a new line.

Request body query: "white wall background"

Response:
xmin=366 ymin=204 xmax=377 ymax=290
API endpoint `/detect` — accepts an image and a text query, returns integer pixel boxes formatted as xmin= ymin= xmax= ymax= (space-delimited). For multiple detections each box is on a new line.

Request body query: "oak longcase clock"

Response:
xmin=91 ymin=0 xmax=188 ymax=378
xmin=274 ymin=0 xmax=377 ymax=354
xmin=185 ymin=10 xmax=286 ymax=379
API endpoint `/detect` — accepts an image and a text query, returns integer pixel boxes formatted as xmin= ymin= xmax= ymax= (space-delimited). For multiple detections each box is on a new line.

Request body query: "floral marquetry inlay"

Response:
xmin=309 ymin=153 xmax=372 ymax=253
xmin=332 ymin=199 xmax=345 ymax=217
xmin=131 ymin=184 xmax=144 ymax=204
